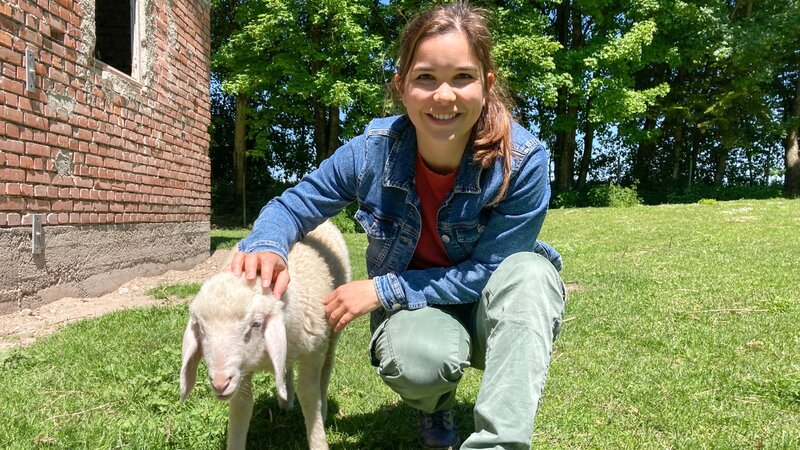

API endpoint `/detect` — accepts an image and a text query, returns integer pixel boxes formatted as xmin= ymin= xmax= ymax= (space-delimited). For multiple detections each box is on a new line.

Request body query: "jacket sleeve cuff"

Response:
xmin=373 ymin=273 xmax=426 ymax=311
xmin=237 ymin=240 xmax=289 ymax=267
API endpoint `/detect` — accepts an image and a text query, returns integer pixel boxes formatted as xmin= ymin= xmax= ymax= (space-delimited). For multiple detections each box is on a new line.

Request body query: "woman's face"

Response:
xmin=397 ymin=31 xmax=494 ymax=167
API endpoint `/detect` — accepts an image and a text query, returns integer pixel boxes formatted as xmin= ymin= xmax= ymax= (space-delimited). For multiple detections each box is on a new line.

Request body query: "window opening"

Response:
xmin=94 ymin=0 xmax=139 ymax=77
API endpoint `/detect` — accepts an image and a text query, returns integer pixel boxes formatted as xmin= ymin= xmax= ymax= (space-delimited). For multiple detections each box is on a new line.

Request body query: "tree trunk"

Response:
xmin=326 ymin=105 xmax=340 ymax=160
xmin=714 ymin=143 xmax=729 ymax=186
xmin=313 ymin=100 xmax=328 ymax=167
xmin=671 ymin=119 xmax=684 ymax=181
xmin=552 ymin=0 xmax=578 ymax=192
xmin=233 ymin=94 xmax=247 ymax=196
xmin=577 ymin=119 xmax=593 ymax=188
xmin=634 ymin=117 xmax=657 ymax=184
xmin=688 ymin=126 xmax=701 ymax=186
xmin=558 ymin=106 xmax=578 ymax=192
xmin=785 ymin=74 xmax=800 ymax=198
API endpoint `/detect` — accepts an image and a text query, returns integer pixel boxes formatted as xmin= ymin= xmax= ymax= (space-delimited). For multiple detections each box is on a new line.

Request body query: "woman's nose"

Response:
xmin=433 ymin=82 xmax=456 ymax=103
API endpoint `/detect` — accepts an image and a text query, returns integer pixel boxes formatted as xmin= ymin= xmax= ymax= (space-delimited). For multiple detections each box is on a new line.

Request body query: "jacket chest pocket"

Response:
xmin=452 ymin=221 xmax=487 ymax=257
xmin=355 ymin=208 xmax=399 ymax=270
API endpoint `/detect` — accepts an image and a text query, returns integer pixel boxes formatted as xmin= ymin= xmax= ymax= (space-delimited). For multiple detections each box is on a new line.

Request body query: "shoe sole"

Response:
xmin=421 ymin=437 xmax=461 ymax=450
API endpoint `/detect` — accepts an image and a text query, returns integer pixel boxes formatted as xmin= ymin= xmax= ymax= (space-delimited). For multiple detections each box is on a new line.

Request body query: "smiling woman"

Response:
xmin=229 ymin=2 xmax=564 ymax=449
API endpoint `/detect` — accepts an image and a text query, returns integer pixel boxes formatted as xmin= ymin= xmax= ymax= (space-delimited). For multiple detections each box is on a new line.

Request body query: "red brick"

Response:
xmin=33 ymin=185 xmax=48 ymax=197
xmin=4 ymin=122 xmax=21 ymax=139
xmin=50 ymin=122 xmax=71 ymax=135
xmin=5 ymin=183 xmax=21 ymax=195
xmin=26 ymin=171 xmax=51 ymax=184
xmin=26 ymin=142 xmax=51 ymax=156
xmin=23 ymin=112 xmax=48 ymax=130
xmin=0 ymin=78 xmax=25 ymax=95
xmin=0 ymin=47 xmax=21 ymax=65
xmin=1 ymin=105 xmax=23 ymax=124
xmin=3 ymin=91 xmax=18 ymax=107
xmin=19 ymin=155 xmax=34 ymax=169
xmin=6 ymin=213 xmax=21 ymax=226
xmin=26 ymin=198 xmax=50 ymax=211
xmin=3 ymin=152 xmax=19 ymax=167
xmin=0 ymin=195 xmax=24 ymax=210
xmin=0 ymin=168 xmax=25 ymax=182
xmin=73 ymin=127 xmax=92 ymax=141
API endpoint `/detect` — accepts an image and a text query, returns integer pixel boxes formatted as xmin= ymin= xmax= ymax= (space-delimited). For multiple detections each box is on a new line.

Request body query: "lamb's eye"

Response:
xmin=251 ymin=320 xmax=263 ymax=329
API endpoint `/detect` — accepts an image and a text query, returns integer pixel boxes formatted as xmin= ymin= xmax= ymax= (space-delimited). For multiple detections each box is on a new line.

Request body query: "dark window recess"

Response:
xmin=94 ymin=0 xmax=132 ymax=75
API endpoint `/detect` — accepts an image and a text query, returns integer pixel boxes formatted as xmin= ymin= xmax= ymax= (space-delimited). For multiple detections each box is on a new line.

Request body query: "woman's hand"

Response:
xmin=324 ymin=280 xmax=382 ymax=332
xmin=228 ymin=250 xmax=291 ymax=300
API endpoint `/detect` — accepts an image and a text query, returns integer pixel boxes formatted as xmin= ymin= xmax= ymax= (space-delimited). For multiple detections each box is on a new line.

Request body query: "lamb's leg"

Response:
xmin=318 ymin=333 xmax=339 ymax=421
xmin=279 ymin=365 xmax=295 ymax=411
xmin=227 ymin=374 xmax=254 ymax=450
xmin=296 ymin=358 xmax=329 ymax=450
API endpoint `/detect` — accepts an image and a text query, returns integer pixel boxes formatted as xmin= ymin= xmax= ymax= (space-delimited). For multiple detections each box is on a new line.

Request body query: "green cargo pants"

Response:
xmin=369 ymin=252 xmax=566 ymax=449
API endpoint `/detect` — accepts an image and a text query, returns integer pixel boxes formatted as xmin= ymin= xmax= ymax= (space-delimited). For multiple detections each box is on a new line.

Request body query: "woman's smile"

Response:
xmin=428 ymin=112 xmax=460 ymax=122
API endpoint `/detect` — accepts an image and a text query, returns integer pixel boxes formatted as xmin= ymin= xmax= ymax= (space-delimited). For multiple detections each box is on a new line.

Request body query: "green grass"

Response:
xmin=210 ymin=228 xmax=250 ymax=251
xmin=145 ymin=283 xmax=202 ymax=300
xmin=2 ymin=199 xmax=798 ymax=448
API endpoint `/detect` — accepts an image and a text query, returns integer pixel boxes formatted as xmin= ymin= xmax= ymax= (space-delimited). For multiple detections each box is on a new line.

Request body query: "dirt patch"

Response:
xmin=0 ymin=248 xmax=232 ymax=351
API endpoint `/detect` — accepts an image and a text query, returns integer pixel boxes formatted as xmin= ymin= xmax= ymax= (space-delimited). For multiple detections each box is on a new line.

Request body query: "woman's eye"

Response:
xmin=416 ymin=74 xmax=434 ymax=80
xmin=456 ymin=73 xmax=473 ymax=79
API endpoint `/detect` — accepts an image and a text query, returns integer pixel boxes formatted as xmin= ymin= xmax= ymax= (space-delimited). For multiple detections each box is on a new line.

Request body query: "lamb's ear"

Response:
xmin=180 ymin=318 xmax=202 ymax=401
xmin=263 ymin=306 xmax=288 ymax=404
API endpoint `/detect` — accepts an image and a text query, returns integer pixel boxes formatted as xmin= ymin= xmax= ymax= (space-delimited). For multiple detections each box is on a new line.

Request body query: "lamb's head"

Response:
xmin=180 ymin=272 xmax=288 ymax=403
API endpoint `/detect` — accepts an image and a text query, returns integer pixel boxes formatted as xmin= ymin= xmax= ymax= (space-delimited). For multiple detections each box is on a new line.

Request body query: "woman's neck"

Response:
xmin=416 ymin=135 xmax=468 ymax=174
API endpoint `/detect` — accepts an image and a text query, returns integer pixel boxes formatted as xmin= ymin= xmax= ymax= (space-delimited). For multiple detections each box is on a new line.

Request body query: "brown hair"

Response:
xmin=395 ymin=1 xmax=514 ymax=203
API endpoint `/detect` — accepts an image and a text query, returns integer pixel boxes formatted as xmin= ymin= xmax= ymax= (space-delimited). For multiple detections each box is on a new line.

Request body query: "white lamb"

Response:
xmin=179 ymin=220 xmax=351 ymax=450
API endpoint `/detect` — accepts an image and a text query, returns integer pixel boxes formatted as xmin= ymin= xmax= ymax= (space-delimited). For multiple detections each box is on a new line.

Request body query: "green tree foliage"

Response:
xmin=208 ymin=0 xmax=799 ymax=224
xmin=212 ymin=0 xmax=386 ymax=181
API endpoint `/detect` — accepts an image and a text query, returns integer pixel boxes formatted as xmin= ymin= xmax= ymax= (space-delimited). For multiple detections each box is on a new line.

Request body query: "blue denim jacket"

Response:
xmin=239 ymin=115 xmax=561 ymax=312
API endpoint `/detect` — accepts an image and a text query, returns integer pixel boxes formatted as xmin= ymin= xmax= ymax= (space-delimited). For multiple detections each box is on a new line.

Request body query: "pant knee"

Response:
xmin=494 ymin=252 xmax=560 ymax=287
xmin=380 ymin=339 xmax=466 ymax=386
xmin=373 ymin=314 xmax=469 ymax=404
xmin=483 ymin=252 xmax=566 ymax=324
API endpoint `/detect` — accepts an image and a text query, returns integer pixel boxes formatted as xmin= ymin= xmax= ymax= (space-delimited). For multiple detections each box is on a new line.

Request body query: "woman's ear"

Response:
xmin=485 ymin=72 xmax=495 ymax=91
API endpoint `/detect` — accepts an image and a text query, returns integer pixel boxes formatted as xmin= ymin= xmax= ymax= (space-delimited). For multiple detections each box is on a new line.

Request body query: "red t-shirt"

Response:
xmin=409 ymin=152 xmax=456 ymax=270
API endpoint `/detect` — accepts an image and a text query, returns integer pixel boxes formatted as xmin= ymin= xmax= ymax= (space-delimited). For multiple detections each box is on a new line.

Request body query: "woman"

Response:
xmin=231 ymin=2 xmax=566 ymax=449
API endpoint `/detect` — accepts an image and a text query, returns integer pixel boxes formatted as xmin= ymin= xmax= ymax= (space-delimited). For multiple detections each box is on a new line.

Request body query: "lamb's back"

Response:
xmin=283 ymin=221 xmax=351 ymax=356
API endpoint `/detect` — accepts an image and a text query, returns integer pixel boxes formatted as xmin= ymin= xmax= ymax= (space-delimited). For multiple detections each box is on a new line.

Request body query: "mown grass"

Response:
xmin=1 ymin=199 xmax=798 ymax=448
xmin=145 ymin=283 xmax=202 ymax=300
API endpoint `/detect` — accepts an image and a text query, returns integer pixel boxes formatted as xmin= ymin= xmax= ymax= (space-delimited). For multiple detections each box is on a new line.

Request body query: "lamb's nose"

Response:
xmin=211 ymin=375 xmax=232 ymax=393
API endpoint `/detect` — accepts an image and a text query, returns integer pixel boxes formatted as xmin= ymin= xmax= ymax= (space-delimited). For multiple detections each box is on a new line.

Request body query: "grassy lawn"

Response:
xmin=1 ymin=198 xmax=798 ymax=448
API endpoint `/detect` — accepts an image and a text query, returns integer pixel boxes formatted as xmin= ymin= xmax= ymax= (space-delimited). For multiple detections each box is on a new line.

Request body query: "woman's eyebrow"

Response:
xmin=410 ymin=65 xmax=480 ymax=72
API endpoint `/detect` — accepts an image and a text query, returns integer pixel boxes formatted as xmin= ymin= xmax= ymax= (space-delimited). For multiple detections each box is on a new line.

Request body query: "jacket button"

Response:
xmin=391 ymin=303 xmax=402 ymax=311
xmin=441 ymin=234 xmax=451 ymax=244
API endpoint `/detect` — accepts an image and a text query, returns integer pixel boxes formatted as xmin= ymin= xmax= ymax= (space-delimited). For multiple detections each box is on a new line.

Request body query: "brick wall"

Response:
xmin=0 ymin=0 xmax=212 ymax=312
xmin=0 ymin=0 xmax=211 ymax=228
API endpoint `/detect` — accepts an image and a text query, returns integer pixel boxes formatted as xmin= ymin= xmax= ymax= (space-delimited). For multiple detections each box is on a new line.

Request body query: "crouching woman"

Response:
xmin=231 ymin=2 xmax=566 ymax=448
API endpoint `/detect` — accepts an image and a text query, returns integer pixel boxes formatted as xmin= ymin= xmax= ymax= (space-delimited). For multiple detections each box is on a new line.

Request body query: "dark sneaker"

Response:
xmin=417 ymin=409 xmax=460 ymax=450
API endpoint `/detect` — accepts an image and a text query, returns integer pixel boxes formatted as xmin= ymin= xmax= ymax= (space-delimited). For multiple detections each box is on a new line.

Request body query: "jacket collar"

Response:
xmin=382 ymin=115 xmax=482 ymax=194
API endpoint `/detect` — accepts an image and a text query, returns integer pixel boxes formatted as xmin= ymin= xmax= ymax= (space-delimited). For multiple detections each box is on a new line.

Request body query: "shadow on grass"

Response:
xmin=227 ymin=392 xmax=476 ymax=449
xmin=210 ymin=235 xmax=240 ymax=252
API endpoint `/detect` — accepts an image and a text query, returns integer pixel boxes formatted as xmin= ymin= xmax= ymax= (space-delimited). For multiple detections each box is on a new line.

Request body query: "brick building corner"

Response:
xmin=0 ymin=0 xmax=212 ymax=313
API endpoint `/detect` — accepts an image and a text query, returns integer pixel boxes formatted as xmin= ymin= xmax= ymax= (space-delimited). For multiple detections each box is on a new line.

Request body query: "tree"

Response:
xmin=213 ymin=0 xmax=386 ymax=183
